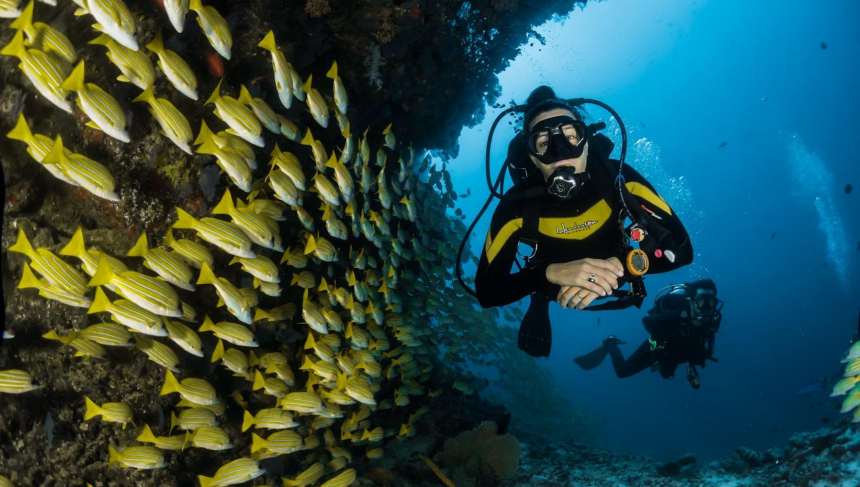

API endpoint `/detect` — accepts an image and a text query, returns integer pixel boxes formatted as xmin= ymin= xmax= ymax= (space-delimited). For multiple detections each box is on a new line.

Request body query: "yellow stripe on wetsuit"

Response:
xmin=484 ymin=200 xmax=612 ymax=265
xmin=625 ymin=182 xmax=672 ymax=216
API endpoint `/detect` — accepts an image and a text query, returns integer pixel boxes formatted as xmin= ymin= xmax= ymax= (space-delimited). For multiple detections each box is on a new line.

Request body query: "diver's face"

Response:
xmin=528 ymin=108 xmax=589 ymax=181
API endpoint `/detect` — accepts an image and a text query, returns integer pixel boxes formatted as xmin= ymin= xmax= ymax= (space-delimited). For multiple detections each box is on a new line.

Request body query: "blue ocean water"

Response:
xmin=450 ymin=0 xmax=860 ymax=462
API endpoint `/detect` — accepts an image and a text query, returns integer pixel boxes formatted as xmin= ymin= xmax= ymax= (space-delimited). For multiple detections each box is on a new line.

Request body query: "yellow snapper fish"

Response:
xmin=244 ymin=191 xmax=287 ymax=219
xmin=242 ymin=408 xmax=298 ymax=432
xmin=300 ymin=129 xmax=328 ymax=173
xmin=301 ymin=289 xmax=328 ymax=334
xmin=382 ymin=123 xmax=396 ymax=150
xmin=324 ymin=154 xmax=354 ymax=204
xmin=282 ymin=461 xmax=324 ymax=487
xmin=0 ymin=369 xmax=40 ymax=394
xmin=87 ymin=257 xmax=182 ymax=317
xmin=321 ymin=468 xmax=356 ymax=487
xmin=212 ymin=189 xmax=279 ymax=250
xmin=211 ymin=339 xmax=249 ymax=374
xmin=6 ymin=113 xmax=78 ymax=184
xmin=59 ymin=227 xmax=128 ymax=283
xmin=42 ymin=136 xmax=118 ymax=201
xmin=160 ymin=369 xmax=219 ymax=405
xmin=132 ymin=86 xmax=193 ymax=154
xmin=278 ymin=114 xmax=301 ymax=141
xmin=326 ymin=61 xmax=348 ymax=115
xmin=18 ymin=262 xmax=91 ymax=308
xmin=304 ymin=234 xmax=338 ymax=262
xmin=270 ymin=143 xmax=307 ymax=190
xmin=171 ymin=408 xmax=218 ymax=432
xmin=84 ymin=396 xmax=133 ymax=429
xmin=134 ymin=333 xmax=180 ymax=371
xmin=126 ymin=232 xmax=194 ymax=290
xmin=277 ymin=388 xmax=324 ymax=414
xmin=74 ymin=0 xmax=138 ymax=50
xmin=238 ymin=85 xmax=280 ymax=133
xmin=334 ymin=109 xmax=348 ymax=134
xmin=137 ymin=424 xmax=185 ymax=450
xmin=173 ymin=207 xmax=255 ymax=258
xmin=188 ymin=0 xmax=231 ymax=59
xmin=10 ymin=1 xmax=76 ymax=64
xmin=293 ymin=205 xmax=315 ymax=232
xmin=200 ymin=315 xmax=257 ymax=347
xmin=301 ymin=74 xmax=328 ymax=128
xmin=366 ymin=448 xmax=384 ymax=459
xmin=0 ymin=30 xmax=72 ymax=113
xmin=9 ymin=227 xmax=88 ymax=296
xmin=197 ymin=458 xmax=265 ymax=487
xmin=42 ymin=330 xmax=106 ymax=359
xmin=0 ymin=0 xmax=22 ymax=18
xmin=164 ymin=228 xmax=214 ymax=269
xmin=256 ymin=30 xmax=293 ymax=109
xmin=88 ymin=33 xmax=154 ymax=89
xmin=204 ymin=79 xmax=263 ymax=146
xmin=230 ymin=254 xmax=278 ymax=283
xmin=193 ymin=127 xmax=253 ymax=192
xmin=280 ymin=246 xmax=309 ymax=269
xmin=108 ymin=445 xmax=167 ymax=470
xmin=79 ymin=321 xmax=133 ymax=347
xmin=291 ymin=271 xmax=316 ymax=289
xmin=197 ymin=264 xmax=253 ymax=324
xmin=250 ymin=430 xmax=302 ymax=454
xmin=61 ymin=61 xmax=130 ymax=142
xmin=183 ymin=426 xmax=233 ymax=450
xmin=88 ymin=287 xmax=167 ymax=336
xmin=340 ymin=122 xmax=355 ymax=163
xmin=163 ymin=0 xmax=189 ymax=33
xmin=146 ymin=31 xmax=197 ymax=99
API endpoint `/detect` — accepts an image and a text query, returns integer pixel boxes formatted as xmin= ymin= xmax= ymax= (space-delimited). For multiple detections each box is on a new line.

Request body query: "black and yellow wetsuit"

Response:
xmin=475 ymin=153 xmax=694 ymax=308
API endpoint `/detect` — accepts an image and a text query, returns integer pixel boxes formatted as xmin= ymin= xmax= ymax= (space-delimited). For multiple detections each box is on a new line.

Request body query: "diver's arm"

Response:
xmin=622 ymin=166 xmax=694 ymax=273
xmin=474 ymin=205 xmax=559 ymax=308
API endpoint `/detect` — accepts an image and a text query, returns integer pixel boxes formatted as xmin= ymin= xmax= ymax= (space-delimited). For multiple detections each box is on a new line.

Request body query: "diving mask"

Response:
xmin=524 ymin=116 xmax=587 ymax=163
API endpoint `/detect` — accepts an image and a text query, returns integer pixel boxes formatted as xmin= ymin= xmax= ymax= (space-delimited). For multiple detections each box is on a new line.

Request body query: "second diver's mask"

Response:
xmin=691 ymin=289 xmax=722 ymax=325
xmin=524 ymin=116 xmax=590 ymax=201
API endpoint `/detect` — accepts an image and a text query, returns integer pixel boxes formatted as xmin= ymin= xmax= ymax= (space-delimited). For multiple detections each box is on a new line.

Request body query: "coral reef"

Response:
xmin=442 ymin=421 xmax=522 ymax=479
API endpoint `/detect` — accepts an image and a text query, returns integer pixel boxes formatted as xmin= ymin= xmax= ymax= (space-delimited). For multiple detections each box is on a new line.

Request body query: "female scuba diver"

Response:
xmin=469 ymin=86 xmax=695 ymax=357
xmin=573 ymin=279 xmax=723 ymax=390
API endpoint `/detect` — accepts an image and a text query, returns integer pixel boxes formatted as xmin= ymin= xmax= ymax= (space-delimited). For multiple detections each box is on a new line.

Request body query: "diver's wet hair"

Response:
xmin=687 ymin=279 xmax=717 ymax=294
xmin=523 ymin=86 xmax=585 ymax=131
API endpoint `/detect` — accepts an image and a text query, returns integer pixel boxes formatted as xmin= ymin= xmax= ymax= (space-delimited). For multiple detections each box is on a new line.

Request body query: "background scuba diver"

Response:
xmin=574 ymin=279 xmax=723 ymax=389
xmin=472 ymin=86 xmax=694 ymax=355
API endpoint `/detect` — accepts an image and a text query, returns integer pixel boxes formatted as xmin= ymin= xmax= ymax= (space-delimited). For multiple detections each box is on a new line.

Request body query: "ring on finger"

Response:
xmin=588 ymin=272 xmax=597 ymax=284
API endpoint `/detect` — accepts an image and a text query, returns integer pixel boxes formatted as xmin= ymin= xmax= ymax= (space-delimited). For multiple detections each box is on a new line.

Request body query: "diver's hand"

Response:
xmin=557 ymin=286 xmax=599 ymax=309
xmin=546 ymin=258 xmax=624 ymax=296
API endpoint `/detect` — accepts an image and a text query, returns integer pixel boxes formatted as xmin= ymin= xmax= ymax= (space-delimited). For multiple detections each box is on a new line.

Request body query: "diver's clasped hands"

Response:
xmin=546 ymin=257 xmax=624 ymax=309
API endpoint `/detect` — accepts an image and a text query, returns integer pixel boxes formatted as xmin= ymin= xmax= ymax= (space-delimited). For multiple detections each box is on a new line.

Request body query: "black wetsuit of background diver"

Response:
xmin=608 ymin=290 xmax=719 ymax=380
xmin=474 ymin=148 xmax=694 ymax=310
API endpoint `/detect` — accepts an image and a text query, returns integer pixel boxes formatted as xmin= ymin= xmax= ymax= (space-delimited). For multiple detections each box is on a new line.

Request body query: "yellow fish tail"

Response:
xmin=182 ymin=430 xmax=193 ymax=450
xmin=41 ymin=135 xmax=66 ymax=166
xmin=9 ymin=228 xmax=37 ymax=260
xmin=197 ymin=476 xmax=214 ymax=487
xmin=145 ymin=31 xmax=165 ymax=54
xmin=300 ymin=129 xmax=314 ymax=147
xmin=9 ymin=0 xmax=34 ymax=31
xmin=108 ymin=445 xmax=120 ymax=467
xmin=59 ymin=227 xmax=87 ymax=259
xmin=136 ymin=424 xmax=157 ymax=443
xmin=159 ymin=370 xmax=181 ymax=396
xmin=188 ymin=0 xmax=203 ymax=11
xmin=6 ymin=114 xmax=34 ymax=145
xmin=131 ymin=85 xmax=156 ymax=104
xmin=0 ymin=30 xmax=27 ymax=58
xmin=84 ymin=396 xmax=102 ymax=420
xmin=241 ymin=410 xmax=255 ymax=432
xmin=87 ymin=258 xmax=117 ymax=287
xmin=193 ymin=120 xmax=215 ymax=146
xmin=211 ymin=338 xmax=225 ymax=363
xmin=251 ymin=370 xmax=265 ymax=391
xmin=126 ymin=233 xmax=150 ymax=257
xmin=257 ymin=30 xmax=277 ymax=53
xmin=203 ymin=79 xmax=223 ymax=107
xmin=250 ymin=432 xmax=266 ymax=453
xmin=61 ymin=61 xmax=87 ymax=93
xmin=198 ymin=315 xmax=216 ymax=332
xmin=211 ymin=189 xmax=236 ymax=216
xmin=173 ymin=207 xmax=199 ymax=230
xmin=237 ymin=85 xmax=254 ymax=105
xmin=88 ymin=33 xmax=114 ymax=47
xmin=301 ymin=74 xmax=313 ymax=94
xmin=88 ymin=287 xmax=112 ymax=314
xmin=17 ymin=263 xmax=42 ymax=290
xmin=326 ymin=61 xmax=338 ymax=80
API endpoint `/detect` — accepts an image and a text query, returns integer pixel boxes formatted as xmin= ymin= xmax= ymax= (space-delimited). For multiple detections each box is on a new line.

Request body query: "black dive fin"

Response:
xmin=573 ymin=342 xmax=610 ymax=370
xmin=518 ymin=293 xmax=552 ymax=357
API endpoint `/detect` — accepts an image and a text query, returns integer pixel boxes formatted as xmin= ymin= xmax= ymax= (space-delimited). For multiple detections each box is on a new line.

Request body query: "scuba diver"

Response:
xmin=459 ymin=86 xmax=694 ymax=357
xmin=573 ymin=279 xmax=723 ymax=389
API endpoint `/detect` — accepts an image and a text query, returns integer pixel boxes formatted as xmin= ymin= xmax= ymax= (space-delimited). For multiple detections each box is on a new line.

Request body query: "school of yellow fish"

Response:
xmin=833 ymin=340 xmax=860 ymax=422
xmin=0 ymin=1 xmax=487 ymax=485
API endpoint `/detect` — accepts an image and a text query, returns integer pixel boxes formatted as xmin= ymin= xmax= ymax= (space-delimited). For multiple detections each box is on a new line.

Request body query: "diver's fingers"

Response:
xmin=578 ymin=267 xmax=615 ymax=295
xmin=584 ymin=258 xmax=625 ymax=278
xmin=576 ymin=291 xmax=600 ymax=310
xmin=558 ymin=286 xmax=583 ymax=308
